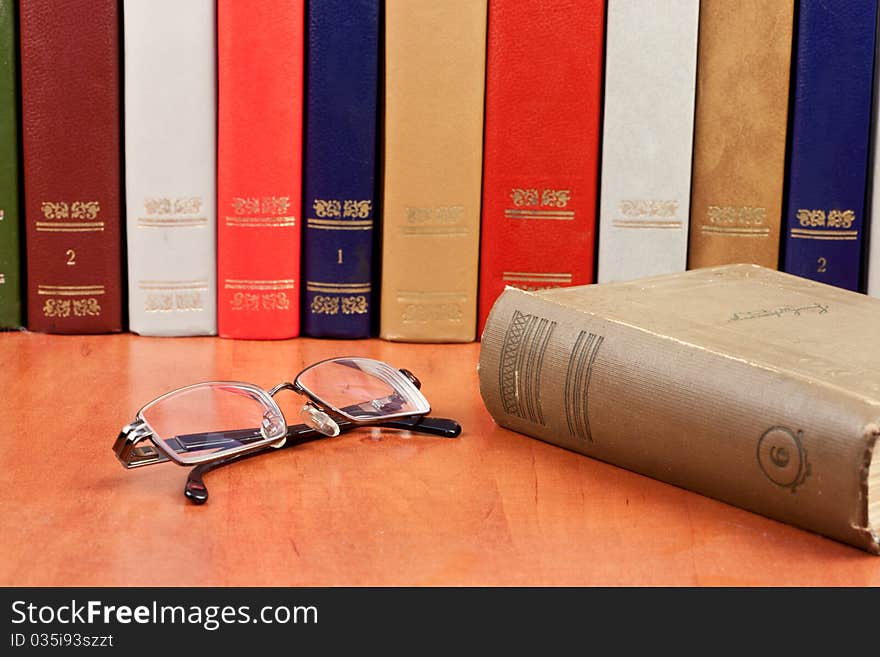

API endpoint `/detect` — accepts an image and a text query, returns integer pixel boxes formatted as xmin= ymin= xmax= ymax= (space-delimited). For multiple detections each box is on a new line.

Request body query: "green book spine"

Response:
xmin=0 ymin=0 xmax=20 ymax=328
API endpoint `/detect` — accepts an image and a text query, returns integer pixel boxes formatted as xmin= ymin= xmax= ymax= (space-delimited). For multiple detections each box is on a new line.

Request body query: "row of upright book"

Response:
xmin=1 ymin=0 xmax=880 ymax=342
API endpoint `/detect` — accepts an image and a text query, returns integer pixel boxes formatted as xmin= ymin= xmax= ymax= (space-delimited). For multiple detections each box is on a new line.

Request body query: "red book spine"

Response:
xmin=478 ymin=0 xmax=605 ymax=334
xmin=19 ymin=0 xmax=123 ymax=333
xmin=217 ymin=0 xmax=303 ymax=339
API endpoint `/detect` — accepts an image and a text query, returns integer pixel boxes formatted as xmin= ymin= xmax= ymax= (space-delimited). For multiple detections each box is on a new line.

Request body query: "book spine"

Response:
xmin=0 ymin=0 xmax=20 ymax=329
xmin=783 ymin=0 xmax=878 ymax=291
xmin=302 ymin=0 xmax=379 ymax=338
xmin=597 ymin=0 xmax=699 ymax=283
xmin=19 ymin=0 xmax=123 ymax=333
xmin=478 ymin=0 xmax=604 ymax=334
xmin=687 ymin=0 xmax=794 ymax=269
xmin=123 ymin=0 xmax=217 ymax=336
xmin=479 ymin=288 xmax=880 ymax=554
xmin=217 ymin=0 xmax=303 ymax=340
xmin=380 ymin=0 xmax=487 ymax=342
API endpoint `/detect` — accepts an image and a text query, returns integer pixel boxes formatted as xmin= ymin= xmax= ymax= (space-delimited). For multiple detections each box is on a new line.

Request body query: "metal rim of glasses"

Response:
xmin=113 ymin=357 xmax=461 ymax=504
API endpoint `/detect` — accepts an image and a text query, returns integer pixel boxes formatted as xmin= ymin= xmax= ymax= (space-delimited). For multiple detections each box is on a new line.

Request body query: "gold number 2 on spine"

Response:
xmin=66 ymin=249 xmax=76 ymax=266
xmin=817 ymin=257 xmax=827 ymax=273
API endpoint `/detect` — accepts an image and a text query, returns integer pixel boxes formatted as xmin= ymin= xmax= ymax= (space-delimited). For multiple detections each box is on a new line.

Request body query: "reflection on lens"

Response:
xmin=296 ymin=358 xmax=430 ymax=421
xmin=140 ymin=383 xmax=286 ymax=464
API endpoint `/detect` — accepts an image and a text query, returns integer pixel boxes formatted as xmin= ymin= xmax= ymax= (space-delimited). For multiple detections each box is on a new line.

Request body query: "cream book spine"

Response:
xmin=380 ymin=0 xmax=487 ymax=342
xmin=597 ymin=0 xmax=699 ymax=283
xmin=123 ymin=0 xmax=217 ymax=336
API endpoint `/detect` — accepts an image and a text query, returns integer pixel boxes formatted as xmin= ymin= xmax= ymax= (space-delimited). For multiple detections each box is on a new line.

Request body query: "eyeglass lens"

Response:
xmin=296 ymin=358 xmax=427 ymax=420
xmin=140 ymin=384 xmax=286 ymax=464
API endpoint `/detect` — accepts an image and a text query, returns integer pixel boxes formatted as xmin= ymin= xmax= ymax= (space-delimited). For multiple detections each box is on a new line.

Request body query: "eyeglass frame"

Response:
xmin=113 ymin=357 xmax=461 ymax=503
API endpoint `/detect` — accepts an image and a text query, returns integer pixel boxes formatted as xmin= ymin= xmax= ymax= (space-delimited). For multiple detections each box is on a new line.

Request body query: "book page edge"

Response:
xmin=868 ymin=427 xmax=879 ymax=550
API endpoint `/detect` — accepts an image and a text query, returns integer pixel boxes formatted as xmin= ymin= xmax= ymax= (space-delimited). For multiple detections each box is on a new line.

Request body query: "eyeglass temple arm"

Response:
xmin=184 ymin=414 xmax=461 ymax=504
xmin=377 ymin=415 xmax=460 ymax=437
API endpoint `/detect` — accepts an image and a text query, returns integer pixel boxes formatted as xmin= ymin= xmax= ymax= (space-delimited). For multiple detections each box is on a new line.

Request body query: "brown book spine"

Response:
xmin=478 ymin=287 xmax=879 ymax=553
xmin=380 ymin=0 xmax=487 ymax=342
xmin=19 ymin=0 xmax=122 ymax=333
xmin=687 ymin=0 xmax=794 ymax=269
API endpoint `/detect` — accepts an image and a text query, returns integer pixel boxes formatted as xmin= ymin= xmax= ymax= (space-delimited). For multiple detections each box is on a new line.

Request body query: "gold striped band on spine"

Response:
xmin=502 ymin=272 xmax=572 ymax=284
xmin=395 ymin=290 xmax=468 ymax=303
xmin=37 ymin=284 xmax=105 ymax=296
xmin=789 ymin=228 xmax=858 ymax=241
xmin=137 ymin=280 xmax=209 ymax=291
xmin=224 ymin=278 xmax=297 ymax=291
xmin=399 ymin=227 xmax=469 ymax=236
xmin=137 ymin=217 xmax=208 ymax=227
xmin=35 ymin=221 xmax=105 ymax=232
xmin=612 ymin=220 xmax=682 ymax=229
xmin=306 ymin=281 xmax=370 ymax=294
xmin=505 ymin=209 xmax=575 ymax=220
xmin=306 ymin=218 xmax=373 ymax=230
xmin=225 ymin=216 xmax=297 ymax=227
xmin=700 ymin=225 xmax=770 ymax=236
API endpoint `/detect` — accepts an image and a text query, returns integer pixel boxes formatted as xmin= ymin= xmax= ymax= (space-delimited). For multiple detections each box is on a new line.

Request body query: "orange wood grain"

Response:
xmin=0 ymin=332 xmax=878 ymax=586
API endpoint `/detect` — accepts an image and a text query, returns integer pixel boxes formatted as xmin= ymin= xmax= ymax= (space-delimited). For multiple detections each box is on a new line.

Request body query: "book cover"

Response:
xmin=687 ymin=0 xmax=794 ymax=269
xmin=302 ymin=0 xmax=379 ymax=339
xmin=783 ymin=0 xmax=878 ymax=291
xmin=597 ymin=0 xmax=699 ymax=283
xmin=478 ymin=0 xmax=604 ymax=333
xmin=480 ymin=264 xmax=880 ymax=554
xmin=19 ymin=0 xmax=123 ymax=334
xmin=124 ymin=0 xmax=217 ymax=336
xmin=0 ymin=0 xmax=19 ymax=329
xmin=217 ymin=0 xmax=303 ymax=340
xmin=381 ymin=0 xmax=487 ymax=342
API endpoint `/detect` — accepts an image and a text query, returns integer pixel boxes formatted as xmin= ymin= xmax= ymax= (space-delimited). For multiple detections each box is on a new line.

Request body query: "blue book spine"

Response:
xmin=302 ymin=0 xmax=379 ymax=337
xmin=783 ymin=0 xmax=878 ymax=290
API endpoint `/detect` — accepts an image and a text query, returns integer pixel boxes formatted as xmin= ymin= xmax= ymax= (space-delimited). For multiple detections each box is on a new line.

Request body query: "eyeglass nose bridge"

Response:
xmin=267 ymin=381 xmax=299 ymax=397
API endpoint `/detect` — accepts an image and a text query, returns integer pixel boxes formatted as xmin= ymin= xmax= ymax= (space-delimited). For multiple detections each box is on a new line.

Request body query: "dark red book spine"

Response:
xmin=19 ymin=0 xmax=122 ymax=333
xmin=478 ymin=0 xmax=605 ymax=334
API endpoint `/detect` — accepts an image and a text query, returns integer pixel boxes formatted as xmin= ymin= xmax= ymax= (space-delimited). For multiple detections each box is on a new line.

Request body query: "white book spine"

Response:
xmin=124 ymin=0 xmax=217 ymax=335
xmin=597 ymin=0 xmax=699 ymax=283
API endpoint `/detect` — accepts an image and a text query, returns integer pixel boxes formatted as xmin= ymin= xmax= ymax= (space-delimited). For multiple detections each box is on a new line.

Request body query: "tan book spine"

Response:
xmin=380 ymin=0 xmax=487 ymax=342
xmin=479 ymin=286 xmax=879 ymax=553
xmin=687 ymin=0 xmax=794 ymax=269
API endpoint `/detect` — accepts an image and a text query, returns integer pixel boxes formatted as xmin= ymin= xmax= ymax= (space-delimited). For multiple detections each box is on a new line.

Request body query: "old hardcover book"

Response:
xmin=20 ymin=0 xmax=123 ymax=333
xmin=687 ymin=1 xmax=794 ymax=269
xmin=381 ymin=0 xmax=487 ymax=342
xmin=124 ymin=0 xmax=217 ymax=336
xmin=302 ymin=0 xmax=379 ymax=338
xmin=0 ymin=0 xmax=19 ymax=329
xmin=217 ymin=0 xmax=303 ymax=339
xmin=480 ymin=265 xmax=880 ymax=553
xmin=597 ymin=0 xmax=698 ymax=283
xmin=783 ymin=0 xmax=878 ymax=291
xmin=478 ymin=0 xmax=604 ymax=332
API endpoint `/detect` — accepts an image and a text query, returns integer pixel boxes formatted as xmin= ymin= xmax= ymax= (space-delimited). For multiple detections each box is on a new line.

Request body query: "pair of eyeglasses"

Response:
xmin=114 ymin=357 xmax=461 ymax=503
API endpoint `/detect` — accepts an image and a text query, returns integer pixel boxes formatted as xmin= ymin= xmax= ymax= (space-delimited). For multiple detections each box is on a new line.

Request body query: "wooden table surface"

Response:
xmin=1 ymin=331 xmax=878 ymax=586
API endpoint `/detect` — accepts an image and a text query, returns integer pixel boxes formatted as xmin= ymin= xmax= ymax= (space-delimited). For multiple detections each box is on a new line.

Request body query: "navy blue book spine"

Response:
xmin=783 ymin=0 xmax=878 ymax=290
xmin=302 ymin=0 xmax=379 ymax=337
